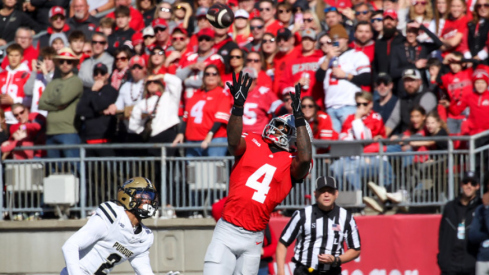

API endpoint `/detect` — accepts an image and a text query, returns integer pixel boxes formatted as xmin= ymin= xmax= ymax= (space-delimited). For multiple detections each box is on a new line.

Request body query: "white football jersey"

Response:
xmin=61 ymin=201 xmax=154 ymax=275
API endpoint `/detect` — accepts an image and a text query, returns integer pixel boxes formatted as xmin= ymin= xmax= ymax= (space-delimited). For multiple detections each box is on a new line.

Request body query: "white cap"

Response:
xmin=235 ymin=9 xmax=249 ymax=19
xmin=143 ymin=26 xmax=155 ymax=37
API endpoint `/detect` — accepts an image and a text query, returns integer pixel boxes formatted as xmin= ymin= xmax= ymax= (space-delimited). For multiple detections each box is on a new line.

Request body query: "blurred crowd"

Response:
xmin=0 ymin=0 xmax=487 ymax=168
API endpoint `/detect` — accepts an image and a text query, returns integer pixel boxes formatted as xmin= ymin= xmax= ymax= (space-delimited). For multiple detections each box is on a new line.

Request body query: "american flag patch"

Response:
xmin=332 ymin=224 xmax=341 ymax=231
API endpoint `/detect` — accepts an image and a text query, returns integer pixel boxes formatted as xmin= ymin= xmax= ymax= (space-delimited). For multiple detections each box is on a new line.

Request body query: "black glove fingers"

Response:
xmin=226 ymin=82 xmax=234 ymax=91
xmin=237 ymin=71 xmax=243 ymax=86
xmin=232 ymin=71 xmax=237 ymax=87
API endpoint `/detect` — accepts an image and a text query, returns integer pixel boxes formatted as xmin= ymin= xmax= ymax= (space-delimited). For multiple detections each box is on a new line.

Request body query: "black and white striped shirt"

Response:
xmin=279 ymin=204 xmax=361 ymax=270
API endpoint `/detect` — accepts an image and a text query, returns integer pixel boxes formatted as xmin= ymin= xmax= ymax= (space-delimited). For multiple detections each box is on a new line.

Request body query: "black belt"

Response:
xmin=294 ymin=262 xmax=342 ymax=275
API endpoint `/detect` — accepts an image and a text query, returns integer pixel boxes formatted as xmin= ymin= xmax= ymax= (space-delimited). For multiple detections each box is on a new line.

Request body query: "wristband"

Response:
xmin=231 ymin=106 xmax=244 ymax=116
xmin=295 ymin=118 xmax=306 ymax=127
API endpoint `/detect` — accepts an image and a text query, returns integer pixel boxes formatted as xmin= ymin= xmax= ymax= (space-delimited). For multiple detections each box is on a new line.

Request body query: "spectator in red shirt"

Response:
xmin=106 ymin=0 xmax=145 ymax=32
xmin=245 ymin=51 xmax=273 ymax=91
xmin=276 ymin=2 xmax=293 ymax=29
xmin=280 ymin=29 xmax=323 ymax=99
xmin=273 ymin=28 xmax=300 ymax=96
xmin=1 ymin=103 xmax=46 ymax=159
xmin=152 ymin=18 xmax=170 ymax=49
xmin=330 ymin=91 xmax=393 ymax=191
xmin=440 ymin=0 xmax=469 ymax=57
xmin=239 ymin=67 xmax=284 ymax=134
xmin=233 ymin=9 xmax=251 ymax=48
xmin=0 ymin=44 xmax=32 ymax=126
xmin=441 ymin=68 xmax=489 ymax=136
xmin=148 ymin=46 xmax=167 ymax=75
xmin=258 ymin=0 xmax=283 ymax=35
xmin=1 ymin=27 xmax=39 ymax=71
xmin=222 ymin=48 xmax=245 ymax=84
xmin=176 ymin=28 xmax=225 ymax=105
xmin=302 ymin=96 xmax=338 ymax=154
xmin=261 ymin=32 xmax=277 ymax=72
xmin=173 ymin=64 xmax=232 ymax=157
xmin=438 ymin=52 xmax=473 ymax=134
xmin=166 ymin=27 xmax=193 ymax=74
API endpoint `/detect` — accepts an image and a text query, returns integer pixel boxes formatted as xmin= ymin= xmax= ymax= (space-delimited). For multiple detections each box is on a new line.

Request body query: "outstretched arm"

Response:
xmin=289 ymin=84 xmax=312 ymax=180
xmin=227 ymin=71 xmax=252 ymax=156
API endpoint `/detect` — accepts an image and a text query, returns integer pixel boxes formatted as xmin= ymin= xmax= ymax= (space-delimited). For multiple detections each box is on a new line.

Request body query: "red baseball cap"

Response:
xmin=49 ymin=6 xmax=65 ymax=18
xmin=383 ymin=9 xmax=398 ymax=20
xmin=132 ymin=32 xmax=143 ymax=46
xmin=152 ymin=18 xmax=168 ymax=29
xmin=130 ymin=55 xmax=146 ymax=67
xmin=197 ymin=28 xmax=215 ymax=39
xmin=172 ymin=26 xmax=188 ymax=36
xmin=473 ymin=69 xmax=489 ymax=84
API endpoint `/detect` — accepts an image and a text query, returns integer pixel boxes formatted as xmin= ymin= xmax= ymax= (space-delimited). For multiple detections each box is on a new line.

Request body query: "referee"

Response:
xmin=276 ymin=176 xmax=361 ymax=275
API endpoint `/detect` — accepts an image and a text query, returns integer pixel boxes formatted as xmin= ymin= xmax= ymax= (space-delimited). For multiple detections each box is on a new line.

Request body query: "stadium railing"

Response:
xmin=1 ymin=130 xmax=488 ymax=220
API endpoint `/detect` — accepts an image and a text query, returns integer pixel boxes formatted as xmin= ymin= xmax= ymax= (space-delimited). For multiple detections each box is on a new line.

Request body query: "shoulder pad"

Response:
xmin=98 ymin=202 xmax=118 ymax=224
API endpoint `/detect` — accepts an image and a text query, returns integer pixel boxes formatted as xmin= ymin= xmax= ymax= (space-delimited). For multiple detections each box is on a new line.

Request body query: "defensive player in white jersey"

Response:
xmin=60 ymin=177 xmax=158 ymax=275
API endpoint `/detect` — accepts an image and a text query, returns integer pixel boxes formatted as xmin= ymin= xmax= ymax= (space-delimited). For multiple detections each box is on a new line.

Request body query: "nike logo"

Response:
xmin=256 ymin=241 xmax=263 ymax=245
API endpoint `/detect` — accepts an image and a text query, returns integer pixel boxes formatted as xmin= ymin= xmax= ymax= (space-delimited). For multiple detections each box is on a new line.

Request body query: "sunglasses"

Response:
xmin=293 ymin=7 xmax=302 ymax=13
xmin=230 ymin=55 xmax=242 ymax=60
xmin=301 ymin=104 xmax=314 ymax=109
xmin=155 ymin=27 xmax=167 ymax=33
xmin=377 ymin=81 xmax=390 ymax=86
xmin=144 ymin=35 xmax=155 ymax=39
xmin=174 ymin=5 xmax=185 ymax=10
xmin=94 ymin=70 xmax=106 ymax=76
xmin=356 ymin=102 xmax=369 ymax=107
xmin=204 ymin=72 xmax=218 ymax=76
xmin=51 ymin=15 xmax=65 ymax=21
xmin=116 ymin=56 xmax=128 ymax=61
xmin=172 ymin=37 xmax=185 ymax=42
xmin=198 ymin=36 xmax=212 ymax=42
xmin=462 ymin=181 xmax=479 ymax=187
xmin=324 ymin=6 xmax=338 ymax=13
xmin=160 ymin=7 xmax=171 ymax=12
xmin=13 ymin=109 xmax=25 ymax=117
xmin=151 ymin=50 xmax=165 ymax=56
xmin=246 ymin=58 xmax=260 ymax=63
xmin=250 ymin=25 xmax=264 ymax=31
xmin=476 ymin=3 xmax=489 ymax=8
xmin=371 ymin=18 xmax=383 ymax=23
xmin=320 ymin=40 xmax=332 ymax=46
xmin=414 ymin=1 xmax=427 ymax=5
xmin=92 ymin=40 xmax=107 ymax=45
xmin=262 ymin=38 xmax=275 ymax=44
xmin=277 ymin=37 xmax=289 ymax=42
xmin=59 ymin=59 xmax=74 ymax=65
xmin=146 ymin=80 xmax=160 ymax=85
xmin=131 ymin=65 xmax=143 ymax=70
xmin=258 ymin=7 xmax=271 ymax=12
xmin=355 ymin=10 xmax=369 ymax=15
xmin=278 ymin=9 xmax=291 ymax=13
xmin=303 ymin=18 xmax=314 ymax=23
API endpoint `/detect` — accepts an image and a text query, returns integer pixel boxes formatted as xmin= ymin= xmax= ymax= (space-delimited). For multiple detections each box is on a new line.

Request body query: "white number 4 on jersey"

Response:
xmin=245 ymin=164 xmax=277 ymax=203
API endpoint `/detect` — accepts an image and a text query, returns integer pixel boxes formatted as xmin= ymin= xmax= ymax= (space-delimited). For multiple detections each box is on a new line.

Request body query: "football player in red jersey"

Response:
xmin=203 ymin=72 xmax=312 ymax=275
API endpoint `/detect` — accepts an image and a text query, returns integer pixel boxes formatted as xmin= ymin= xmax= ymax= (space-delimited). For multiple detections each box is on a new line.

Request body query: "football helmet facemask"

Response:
xmin=117 ymin=177 xmax=158 ymax=219
xmin=263 ymin=114 xmax=298 ymax=152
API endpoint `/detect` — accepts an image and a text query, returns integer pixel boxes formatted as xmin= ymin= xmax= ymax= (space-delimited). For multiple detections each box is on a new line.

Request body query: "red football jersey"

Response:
xmin=341 ymin=111 xmax=385 ymax=153
xmin=242 ymin=86 xmax=283 ymax=134
xmin=265 ymin=20 xmax=283 ymax=36
xmin=313 ymin=111 xmax=338 ymax=140
xmin=183 ymin=87 xmax=232 ymax=140
xmin=440 ymin=15 xmax=469 ymax=57
xmin=222 ymin=133 xmax=295 ymax=231
xmin=440 ymin=69 xmax=473 ymax=120
xmin=279 ymin=50 xmax=323 ymax=98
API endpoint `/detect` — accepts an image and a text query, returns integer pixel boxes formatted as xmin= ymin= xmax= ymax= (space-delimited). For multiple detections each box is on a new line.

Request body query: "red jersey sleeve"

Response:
xmin=317 ymin=112 xmax=338 ymax=140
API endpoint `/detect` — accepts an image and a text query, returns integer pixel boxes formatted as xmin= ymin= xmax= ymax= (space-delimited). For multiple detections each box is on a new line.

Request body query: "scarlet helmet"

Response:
xmin=117 ymin=177 xmax=158 ymax=219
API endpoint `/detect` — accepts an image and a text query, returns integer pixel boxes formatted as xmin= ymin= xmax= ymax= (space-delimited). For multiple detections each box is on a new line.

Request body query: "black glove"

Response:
xmin=289 ymin=83 xmax=304 ymax=120
xmin=227 ymin=71 xmax=252 ymax=107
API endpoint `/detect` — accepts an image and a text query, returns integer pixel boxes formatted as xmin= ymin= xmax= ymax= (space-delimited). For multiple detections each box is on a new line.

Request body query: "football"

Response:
xmin=206 ymin=3 xmax=235 ymax=29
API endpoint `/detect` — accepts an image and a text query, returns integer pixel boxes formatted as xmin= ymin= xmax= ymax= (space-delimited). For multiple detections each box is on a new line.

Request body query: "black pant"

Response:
xmin=294 ymin=263 xmax=341 ymax=275
xmin=147 ymin=126 xmax=177 ymax=157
